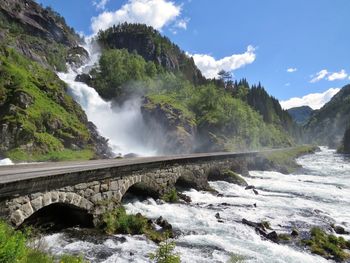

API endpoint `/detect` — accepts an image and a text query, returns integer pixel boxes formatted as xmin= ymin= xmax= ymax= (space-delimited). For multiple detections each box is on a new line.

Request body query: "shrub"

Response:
xmin=161 ymin=189 xmax=179 ymax=203
xmin=149 ymin=237 xmax=180 ymax=263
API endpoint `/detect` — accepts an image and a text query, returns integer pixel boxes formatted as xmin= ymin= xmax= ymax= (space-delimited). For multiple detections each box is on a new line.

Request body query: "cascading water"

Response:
xmin=57 ymin=41 xmax=157 ymax=157
xmin=39 ymin=147 xmax=350 ymax=262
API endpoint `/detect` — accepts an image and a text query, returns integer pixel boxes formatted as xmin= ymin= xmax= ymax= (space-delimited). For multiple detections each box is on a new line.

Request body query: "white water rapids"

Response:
xmin=57 ymin=42 xmax=157 ymax=156
xmin=40 ymin=147 xmax=350 ymax=262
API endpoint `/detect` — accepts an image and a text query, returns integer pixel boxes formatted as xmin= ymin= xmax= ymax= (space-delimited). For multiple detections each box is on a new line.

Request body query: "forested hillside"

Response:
xmin=304 ymin=85 xmax=350 ymax=148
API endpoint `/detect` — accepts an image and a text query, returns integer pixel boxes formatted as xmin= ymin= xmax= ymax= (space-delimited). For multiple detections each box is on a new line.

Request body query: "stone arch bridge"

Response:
xmin=0 ymin=152 xmax=261 ymax=227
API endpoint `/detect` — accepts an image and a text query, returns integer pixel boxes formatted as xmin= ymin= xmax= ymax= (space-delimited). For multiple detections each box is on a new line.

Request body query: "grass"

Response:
xmin=260 ymin=145 xmax=318 ymax=173
xmin=302 ymin=227 xmax=350 ymax=262
xmin=0 ymin=220 xmax=87 ymax=263
xmin=101 ymin=206 xmax=169 ymax=243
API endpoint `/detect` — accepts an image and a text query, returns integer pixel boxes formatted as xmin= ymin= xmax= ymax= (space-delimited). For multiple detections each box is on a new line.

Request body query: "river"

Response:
xmin=39 ymin=147 xmax=350 ymax=263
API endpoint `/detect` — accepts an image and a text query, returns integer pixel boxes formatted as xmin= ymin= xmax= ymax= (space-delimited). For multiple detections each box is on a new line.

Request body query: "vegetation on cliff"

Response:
xmin=0 ymin=46 xmax=109 ymax=161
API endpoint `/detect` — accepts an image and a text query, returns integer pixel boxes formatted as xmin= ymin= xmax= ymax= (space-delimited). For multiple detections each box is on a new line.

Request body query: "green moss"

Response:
xmin=222 ymin=170 xmax=248 ymax=186
xmin=161 ymin=189 xmax=179 ymax=203
xmin=302 ymin=227 xmax=350 ymax=261
xmin=278 ymin=234 xmax=291 ymax=241
xmin=102 ymin=207 xmax=169 ymax=243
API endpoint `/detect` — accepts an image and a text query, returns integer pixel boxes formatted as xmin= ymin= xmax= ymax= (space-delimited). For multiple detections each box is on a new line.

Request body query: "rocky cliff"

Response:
xmin=0 ymin=0 xmax=87 ymax=71
xmin=141 ymin=96 xmax=196 ymax=154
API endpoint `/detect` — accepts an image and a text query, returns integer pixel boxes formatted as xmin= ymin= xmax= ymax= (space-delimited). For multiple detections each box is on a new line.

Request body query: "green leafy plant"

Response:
xmin=149 ymin=237 xmax=180 ymax=263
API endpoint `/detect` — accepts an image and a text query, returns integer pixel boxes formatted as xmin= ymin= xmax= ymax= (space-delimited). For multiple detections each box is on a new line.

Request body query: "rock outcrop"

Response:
xmin=0 ymin=0 xmax=86 ymax=70
xmin=141 ymin=96 xmax=196 ymax=154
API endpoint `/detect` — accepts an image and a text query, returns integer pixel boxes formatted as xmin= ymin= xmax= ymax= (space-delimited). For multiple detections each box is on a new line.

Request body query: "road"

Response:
xmin=0 ymin=151 xmax=259 ymax=184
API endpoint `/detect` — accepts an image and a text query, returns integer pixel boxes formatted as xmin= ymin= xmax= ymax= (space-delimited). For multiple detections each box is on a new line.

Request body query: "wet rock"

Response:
xmin=253 ymin=203 xmax=257 ymax=207
xmin=332 ymin=225 xmax=349 ymax=235
xmin=156 ymin=216 xmax=172 ymax=230
xmin=291 ymin=229 xmax=299 ymax=237
xmin=215 ymin=213 xmax=221 ymax=219
xmin=208 ymin=169 xmax=248 ymax=186
xmin=266 ymin=231 xmax=279 ymax=243
xmin=253 ymin=189 xmax=259 ymax=195
xmin=67 ymin=46 xmax=89 ymax=68
xmin=245 ymin=185 xmax=255 ymax=190
xmin=217 ymin=219 xmax=224 ymax=223
xmin=75 ymin=73 xmax=92 ymax=84
xmin=178 ymin=192 xmax=192 ymax=203
xmin=217 ymin=193 xmax=224 ymax=197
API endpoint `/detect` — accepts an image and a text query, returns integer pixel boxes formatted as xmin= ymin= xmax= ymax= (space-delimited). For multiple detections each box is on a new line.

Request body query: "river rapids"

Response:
xmin=38 ymin=147 xmax=350 ymax=263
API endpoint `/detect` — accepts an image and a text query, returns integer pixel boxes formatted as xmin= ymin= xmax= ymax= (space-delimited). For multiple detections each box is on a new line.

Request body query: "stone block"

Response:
xmin=31 ymin=197 xmax=43 ymax=211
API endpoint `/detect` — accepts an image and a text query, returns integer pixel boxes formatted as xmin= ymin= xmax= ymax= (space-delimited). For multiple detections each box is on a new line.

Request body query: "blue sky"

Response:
xmin=37 ymin=0 xmax=350 ymax=109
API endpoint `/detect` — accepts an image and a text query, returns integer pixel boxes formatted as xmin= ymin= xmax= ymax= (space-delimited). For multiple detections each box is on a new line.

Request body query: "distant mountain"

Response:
xmin=287 ymin=106 xmax=314 ymax=125
xmin=304 ymin=84 xmax=350 ymax=148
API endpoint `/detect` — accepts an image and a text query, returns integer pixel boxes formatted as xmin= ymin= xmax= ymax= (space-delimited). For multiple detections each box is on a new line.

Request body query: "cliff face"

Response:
xmin=98 ymin=23 xmax=206 ymax=85
xmin=0 ymin=0 xmax=112 ymax=161
xmin=304 ymin=85 xmax=350 ymax=148
xmin=0 ymin=0 xmax=87 ymax=71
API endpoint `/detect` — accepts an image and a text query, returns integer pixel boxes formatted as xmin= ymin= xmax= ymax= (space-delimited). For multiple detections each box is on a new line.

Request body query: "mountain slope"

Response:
xmin=288 ymin=106 xmax=314 ymax=125
xmin=304 ymin=84 xmax=350 ymax=147
xmin=0 ymin=0 xmax=111 ymax=161
xmin=339 ymin=127 xmax=350 ymax=153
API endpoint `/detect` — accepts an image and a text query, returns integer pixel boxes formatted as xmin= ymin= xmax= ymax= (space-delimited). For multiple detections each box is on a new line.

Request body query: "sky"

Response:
xmin=37 ymin=0 xmax=350 ymax=109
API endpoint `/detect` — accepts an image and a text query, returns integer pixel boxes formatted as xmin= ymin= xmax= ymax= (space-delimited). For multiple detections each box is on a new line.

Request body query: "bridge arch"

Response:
xmin=9 ymin=191 xmax=93 ymax=227
xmin=20 ymin=202 xmax=94 ymax=231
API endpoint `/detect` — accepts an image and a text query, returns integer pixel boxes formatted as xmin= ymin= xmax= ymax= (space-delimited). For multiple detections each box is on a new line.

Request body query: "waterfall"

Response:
xmin=57 ymin=41 xmax=157 ymax=157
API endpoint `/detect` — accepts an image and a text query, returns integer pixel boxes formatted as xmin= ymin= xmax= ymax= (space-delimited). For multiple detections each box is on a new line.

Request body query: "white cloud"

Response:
xmin=175 ymin=18 xmax=189 ymax=30
xmin=280 ymin=88 xmax=340 ymax=110
xmin=287 ymin=68 xmax=297 ymax=73
xmin=190 ymin=45 xmax=256 ymax=79
xmin=93 ymin=0 xmax=110 ymax=10
xmin=327 ymin=69 xmax=347 ymax=81
xmin=91 ymin=0 xmax=181 ymax=34
xmin=310 ymin=69 xmax=329 ymax=83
